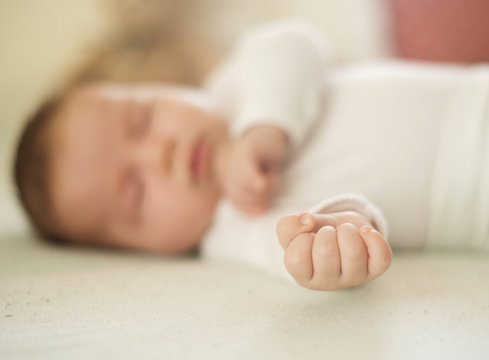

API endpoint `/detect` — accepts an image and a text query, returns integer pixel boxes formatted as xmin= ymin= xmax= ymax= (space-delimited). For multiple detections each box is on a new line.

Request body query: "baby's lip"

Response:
xmin=190 ymin=137 xmax=211 ymax=183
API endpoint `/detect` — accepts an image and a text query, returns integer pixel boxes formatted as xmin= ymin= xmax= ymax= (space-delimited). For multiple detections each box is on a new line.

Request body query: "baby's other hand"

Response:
xmin=276 ymin=212 xmax=392 ymax=291
xmin=222 ymin=126 xmax=288 ymax=215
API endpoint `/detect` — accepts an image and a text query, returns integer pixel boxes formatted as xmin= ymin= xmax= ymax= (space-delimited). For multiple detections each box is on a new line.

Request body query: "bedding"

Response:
xmin=1 ymin=233 xmax=489 ymax=359
xmin=427 ymin=66 xmax=489 ymax=249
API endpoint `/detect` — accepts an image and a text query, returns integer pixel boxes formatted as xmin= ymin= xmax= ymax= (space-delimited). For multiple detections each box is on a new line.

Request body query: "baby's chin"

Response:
xmin=147 ymin=218 xmax=215 ymax=255
xmin=147 ymin=232 xmax=205 ymax=255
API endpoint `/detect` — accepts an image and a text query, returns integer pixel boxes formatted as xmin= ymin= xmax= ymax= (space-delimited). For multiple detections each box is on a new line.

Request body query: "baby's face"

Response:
xmin=49 ymin=84 xmax=228 ymax=253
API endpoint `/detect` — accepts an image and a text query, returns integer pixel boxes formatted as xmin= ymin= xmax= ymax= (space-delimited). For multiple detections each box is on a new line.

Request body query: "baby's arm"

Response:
xmin=228 ymin=21 xmax=330 ymax=148
xmin=210 ymin=21 xmax=331 ymax=215
xmin=276 ymin=211 xmax=392 ymax=291
xmin=220 ymin=125 xmax=288 ymax=215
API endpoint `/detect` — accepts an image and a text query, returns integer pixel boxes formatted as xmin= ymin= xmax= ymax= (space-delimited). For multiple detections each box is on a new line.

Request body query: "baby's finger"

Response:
xmin=337 ymin=223 xmax=368 ymax=286
xmin=309 ymin=226 xmax=341 ymax=290
xmin=276 ymin=213 xmax=315 ymax=250
xmin=309 ymin=212 xmax=369 ymax=233
xmin=284 ymin=232 xmax=314 ymax=284
xmin=308 ymin=214 xmax=339 ymax=233
xmin=332 ymin=212 xmax=370 ymax=229
xmin=359 ymin=226 xmax=392 ymax=281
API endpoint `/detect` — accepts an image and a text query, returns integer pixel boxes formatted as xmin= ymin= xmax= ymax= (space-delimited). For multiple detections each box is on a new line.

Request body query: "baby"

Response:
xmin=14 ymin=21 xmax=488 ymax=290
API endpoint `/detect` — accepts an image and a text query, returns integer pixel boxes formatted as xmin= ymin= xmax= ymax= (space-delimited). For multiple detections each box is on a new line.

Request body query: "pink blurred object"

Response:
xmin=389 ymin=0 xmax=489 ymax=63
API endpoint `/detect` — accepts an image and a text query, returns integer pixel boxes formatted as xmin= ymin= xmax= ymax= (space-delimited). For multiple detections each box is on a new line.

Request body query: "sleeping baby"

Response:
xmin=14 ymin=21 xmax=489 ymax=290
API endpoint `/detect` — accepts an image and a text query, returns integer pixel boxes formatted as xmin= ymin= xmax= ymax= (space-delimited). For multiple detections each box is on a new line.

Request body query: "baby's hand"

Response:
xmin=276 ymin=211 xmax=392 ymax=291
xmin=222 ymin=126 xmax=288 ymax=215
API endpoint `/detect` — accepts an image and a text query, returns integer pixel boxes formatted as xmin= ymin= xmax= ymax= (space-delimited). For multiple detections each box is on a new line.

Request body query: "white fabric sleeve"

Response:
xmin=204 ymin=20 xmax=332 ymax=149
xmin=307 ymin=193 xmax=389 ymax=238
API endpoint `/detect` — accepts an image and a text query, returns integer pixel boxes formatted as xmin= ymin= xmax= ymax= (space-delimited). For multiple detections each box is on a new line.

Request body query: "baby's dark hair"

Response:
xmin=13 ymin=92 xmax=69 ymax=244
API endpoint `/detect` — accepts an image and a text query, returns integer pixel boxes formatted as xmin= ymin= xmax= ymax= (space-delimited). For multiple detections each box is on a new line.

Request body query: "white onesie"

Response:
xmin=200 ymin=21 xmax=489 ymax=281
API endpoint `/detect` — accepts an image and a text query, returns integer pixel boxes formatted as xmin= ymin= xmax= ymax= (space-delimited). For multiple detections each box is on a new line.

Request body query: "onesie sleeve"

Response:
xmin=204 ymin=20 xmax=332 ymax=149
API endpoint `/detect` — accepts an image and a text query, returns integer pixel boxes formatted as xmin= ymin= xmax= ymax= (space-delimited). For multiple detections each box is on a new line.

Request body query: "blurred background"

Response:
xmin=1 ymin=0 xmax=107 ymax=234
xmin=1 ymin=0 xmax=488 ymax=235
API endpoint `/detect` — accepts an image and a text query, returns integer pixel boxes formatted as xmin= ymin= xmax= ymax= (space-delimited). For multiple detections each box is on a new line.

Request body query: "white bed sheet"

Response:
xmin=1 ymin=232 xmax=488 ymax=360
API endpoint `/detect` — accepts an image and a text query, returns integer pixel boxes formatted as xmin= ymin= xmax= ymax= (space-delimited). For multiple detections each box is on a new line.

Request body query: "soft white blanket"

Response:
xmin=427 ymin=66 xmax=489 ymax=250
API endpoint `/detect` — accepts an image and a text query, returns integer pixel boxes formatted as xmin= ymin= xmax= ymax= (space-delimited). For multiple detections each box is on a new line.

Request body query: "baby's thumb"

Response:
xmin=276 ymin=213 xmax=316 ymax=249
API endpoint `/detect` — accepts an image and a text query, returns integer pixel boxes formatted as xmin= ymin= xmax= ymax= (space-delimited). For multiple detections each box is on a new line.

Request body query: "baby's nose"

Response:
xmin=138 ymin=138 xmax=175 ymax=174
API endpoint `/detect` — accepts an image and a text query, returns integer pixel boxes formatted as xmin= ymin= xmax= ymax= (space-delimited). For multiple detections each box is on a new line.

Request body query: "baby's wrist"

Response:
xmin=242 ymin=125 xmax=288 ymax=146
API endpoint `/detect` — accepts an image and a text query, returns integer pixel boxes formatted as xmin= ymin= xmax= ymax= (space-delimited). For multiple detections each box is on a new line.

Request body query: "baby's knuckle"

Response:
xmin=337 ymin=222 xmax=357 ymax=232
xmin=284 ymin=251 xmax=304 ymax=270
xmin=317 ymin=225 xmax=336 ymax=236
xmin=338 ymin=225 xmax=362 ymax=244
xmin=284 ymin=241 xmax=312 ymax=274
xmin=315 ymin=226 xmax=336 ymax=242
xmin=294 ymin=231 xmax=313 ymax=243
xmin=286 ymin=263 xmax=312 ymax=282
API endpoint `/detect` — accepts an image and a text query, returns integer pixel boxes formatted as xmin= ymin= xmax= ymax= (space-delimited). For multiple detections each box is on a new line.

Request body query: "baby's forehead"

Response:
xmin=67 ymin=83 xmax=168 ymax=102
xmin=64 ymin=84 xmax=130 ymax=107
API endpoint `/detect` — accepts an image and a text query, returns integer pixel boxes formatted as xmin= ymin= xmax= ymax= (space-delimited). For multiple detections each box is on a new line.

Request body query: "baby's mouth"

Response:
xmin=191 ymin=137 xmax=211 ymax=183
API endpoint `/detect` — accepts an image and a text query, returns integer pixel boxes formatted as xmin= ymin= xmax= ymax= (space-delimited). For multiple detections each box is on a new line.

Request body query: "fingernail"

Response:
xmin=360 ymin=225 xmax=372 ymax=235
xmin=299 ymin=213 xmax=311 ymax=226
